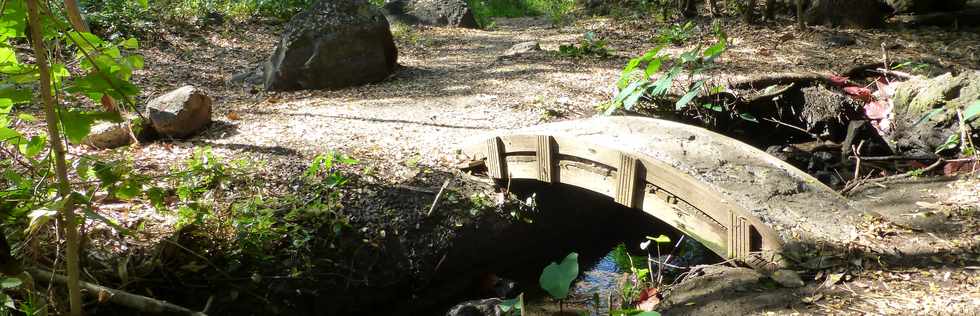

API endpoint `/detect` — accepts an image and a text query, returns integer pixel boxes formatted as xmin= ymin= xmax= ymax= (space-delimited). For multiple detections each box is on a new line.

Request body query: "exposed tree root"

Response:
xmin=730 ymin=72 xmax=834 ymax=90
xmin=29 ymin=268 xmax=208 ymax=316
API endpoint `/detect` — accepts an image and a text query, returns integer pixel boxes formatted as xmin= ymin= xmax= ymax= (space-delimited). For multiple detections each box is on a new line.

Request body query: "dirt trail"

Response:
xmin=132 ymin=18 xmax=630 ymax=179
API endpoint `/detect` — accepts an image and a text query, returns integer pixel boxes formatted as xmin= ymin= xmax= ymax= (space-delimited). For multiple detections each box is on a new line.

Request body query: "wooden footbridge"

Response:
xmin=459 ymin=116 xmax=872 ymax=271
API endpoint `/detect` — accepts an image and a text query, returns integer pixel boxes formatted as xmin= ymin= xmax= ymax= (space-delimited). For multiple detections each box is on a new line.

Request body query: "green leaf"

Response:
xmin=676 ymin=80 xmax=705 ymax=111
xmin=18 ymin=135 xmax=46 ymax=157
xmin=703 ymin=39 xmax=727 ymax=61
xmin=25 ymin=208 xmax=57 ymax=236
xmin=614 ymin=80 xmax=645 ymax=105
xmin=122 ymin=38 xmax=139 ymax=49
xmin=0 ymin=127 xmax=21 ymax=141
xmin=499 ymin=295 xmax=522 ymax=313
xmin=539 ymin=252 xmax=578 ymax=300
xmin=0 ymin=293 xmax=13 ymax=310
xmin=643 ymin=57 xmax=664 ymax=78
xmin=0 ymin=277 xmax=21 ymax=289
xmin=650 ymin=66 xmax=681 ymax=97
xmin=964 ymin=100 xmax=980 ymax=122
xmin=17 ymin=113 xmax=36 ymax=122
xmin=135 ymin=0 xmax=148 ymax=8
xmin=739 ymin=112 xmax=759 ymax=123
xmin=935 ymin=134 xmax=960 ymax=153
xmin=623 ymin=88 xmax=646 ymax=111
xmin=912 ymin=108 xmax=945 ymax=127
xmin=58 ymin=109 xmax=123 ymax=144
xmin=647 ymin=234 xmax=672 ymax=244
xmin=115 ymin=179 xmax=142 ymax=200
xmin=0 ymin=98 xmax=11 ymax=114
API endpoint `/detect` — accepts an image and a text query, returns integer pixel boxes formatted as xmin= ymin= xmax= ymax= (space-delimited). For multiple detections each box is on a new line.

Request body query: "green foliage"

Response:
xmin=608 ymin=24 xmax=733 ymax=118
xmin=558 ymin=31 xmax=611 ymax=58
xmin=232 ymin=153 xmax=357 ymax=264
xmin=539 ymin=252 xmax=579 ymax=300
xmin=82 ymin=0 xmax=316 ymax=35
xmin=468 ymin=0 xmax=577 ymax=27
xmin=658 ymin=21 xmax=694 ymax=45
xmin=499 ymin=294 xmax=523 ymax=315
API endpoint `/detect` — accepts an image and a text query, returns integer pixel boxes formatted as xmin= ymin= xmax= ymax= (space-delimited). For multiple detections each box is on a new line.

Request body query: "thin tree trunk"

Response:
xmin=763 ymin=0 xmax=776 ymax=20
xmin=743 ymin=0 xmax=757 ymax=23
xmin=63 ymin=0 xmax=90 ymax=33
xmin=26 ymin=1 xmax=83 ymax=315
xmin=796 ymin=0 xmax=805 ymax=29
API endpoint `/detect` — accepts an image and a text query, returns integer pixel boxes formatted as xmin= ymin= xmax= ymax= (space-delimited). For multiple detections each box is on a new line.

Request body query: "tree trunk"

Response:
xmin=680 ymin=0 xmax=698 ymax=18
xmin=26 ymin=0 xmax=83 ymax=315
xmin=63 ymin=0 xmax=90 ymax=33
xmin=796 ymin=0 xmax=805 ymax=28
xmin=743 ymin=0 xmax=758 ymax=23
xmin=764 ymin=0 xmax=777 ymax=19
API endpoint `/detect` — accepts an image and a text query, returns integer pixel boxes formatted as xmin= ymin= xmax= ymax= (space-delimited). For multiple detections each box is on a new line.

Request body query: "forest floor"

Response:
xmin=65 ymin=15 xmax=980 ymax=315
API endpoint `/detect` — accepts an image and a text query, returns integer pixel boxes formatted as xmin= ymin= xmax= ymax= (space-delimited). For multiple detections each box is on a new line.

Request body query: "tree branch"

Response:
xmin=29 ymin=268 xmax=207 ymax=316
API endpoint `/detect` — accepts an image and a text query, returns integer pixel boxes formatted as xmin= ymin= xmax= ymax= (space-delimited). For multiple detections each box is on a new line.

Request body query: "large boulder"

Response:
xmin=263 ymin=0 xmax=398 ymax=91
xmin=802 ymin=0 xmax=891 ymax=28
xmin=383 ymin=0 xmax=479 ymax=28
xmin=886 ymin=0 xmax=967 ymax=14
xmin=146 ymin=86 xmax=213 ymax=139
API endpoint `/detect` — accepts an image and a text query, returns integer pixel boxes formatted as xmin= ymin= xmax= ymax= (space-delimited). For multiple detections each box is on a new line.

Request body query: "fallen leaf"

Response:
xmin=226 ymin=111 xmax=241 ymax=120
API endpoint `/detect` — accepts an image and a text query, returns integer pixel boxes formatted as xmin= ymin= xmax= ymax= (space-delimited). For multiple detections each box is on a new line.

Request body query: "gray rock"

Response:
xmin=384 ymin=0 xmax=478 ymax=28
xmin=803 ymin=0 xmax=891 ymax=28
xmin=263 ymin=0 xmax=398 ymax=91
xmin=502 ymin=41 xmax=541 ymax=57
xmin=445 ymin=298 xmax=503 ymax=316
xmin=83 ymin=122 xmax=135 ymax=149
xmin=146 ymin=86 xmax=213 ymax=139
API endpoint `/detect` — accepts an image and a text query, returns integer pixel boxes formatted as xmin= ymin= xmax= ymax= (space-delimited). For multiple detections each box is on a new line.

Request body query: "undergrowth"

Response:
xmin=468 ymin=0 xmax=577 ymax=27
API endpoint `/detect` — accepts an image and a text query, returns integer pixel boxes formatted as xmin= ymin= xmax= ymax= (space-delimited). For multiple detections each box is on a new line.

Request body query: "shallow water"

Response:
xmin=525 ymin=238 xmax=714 ymax=316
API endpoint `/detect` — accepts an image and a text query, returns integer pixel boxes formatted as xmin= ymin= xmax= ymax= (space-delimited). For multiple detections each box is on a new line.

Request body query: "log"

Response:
xmin=29 ymin=268 xmax=207 ymax=315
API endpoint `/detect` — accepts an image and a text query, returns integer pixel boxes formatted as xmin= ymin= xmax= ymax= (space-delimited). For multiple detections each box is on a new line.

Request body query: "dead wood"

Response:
xmin=29 ymin=268 xmax=207 ymax=316
xmin=900 ymin=9 xmax=980 ymax=27
xmin=730 ymin=72 xmax=833 ymax=90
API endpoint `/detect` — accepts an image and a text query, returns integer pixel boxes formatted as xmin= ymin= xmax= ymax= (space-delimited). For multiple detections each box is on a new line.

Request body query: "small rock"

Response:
xmin=83 ymin=122 xmax=134 ymax=149
xmin=502 ymin=41 xmax=541 ymax=57
xmin=445 ymin=298 xmax=503 ymax=316
xmin=771 ymin=269 xmax=805 ymax=288
xmin=146 ymin=85 xmax=213 ymax=139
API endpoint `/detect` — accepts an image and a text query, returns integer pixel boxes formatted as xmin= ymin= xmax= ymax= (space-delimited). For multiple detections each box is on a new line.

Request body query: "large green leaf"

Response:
xmin=539 ymin=252 xmax=579 ymax=300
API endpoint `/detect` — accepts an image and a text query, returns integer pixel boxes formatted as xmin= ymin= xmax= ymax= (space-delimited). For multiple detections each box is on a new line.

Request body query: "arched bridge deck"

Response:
xmin=459 ymin=116 xmax=872 ymax=271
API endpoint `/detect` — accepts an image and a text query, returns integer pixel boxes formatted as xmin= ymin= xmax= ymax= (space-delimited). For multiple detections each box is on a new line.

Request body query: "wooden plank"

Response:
xmin=615 ymin=153 xmax=640 ymax=208
xmin=486 ymin=137 xmax=506 ymax=179
xmin=536 ymin=136 xmax=555 ymax=183
xmin=729 ymin=214 xmax=749 ymax=259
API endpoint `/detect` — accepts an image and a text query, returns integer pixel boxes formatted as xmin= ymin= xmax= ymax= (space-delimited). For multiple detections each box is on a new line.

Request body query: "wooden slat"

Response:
xmin=729 ymin=214 xmax=749 ymax=259
xmin=615 ymin=153 xmax=641 ymax=208
xmin=536 ymin=136 xmax=555 ymax=183
xmin=486 ymin=137 xmax=506 ymax=179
